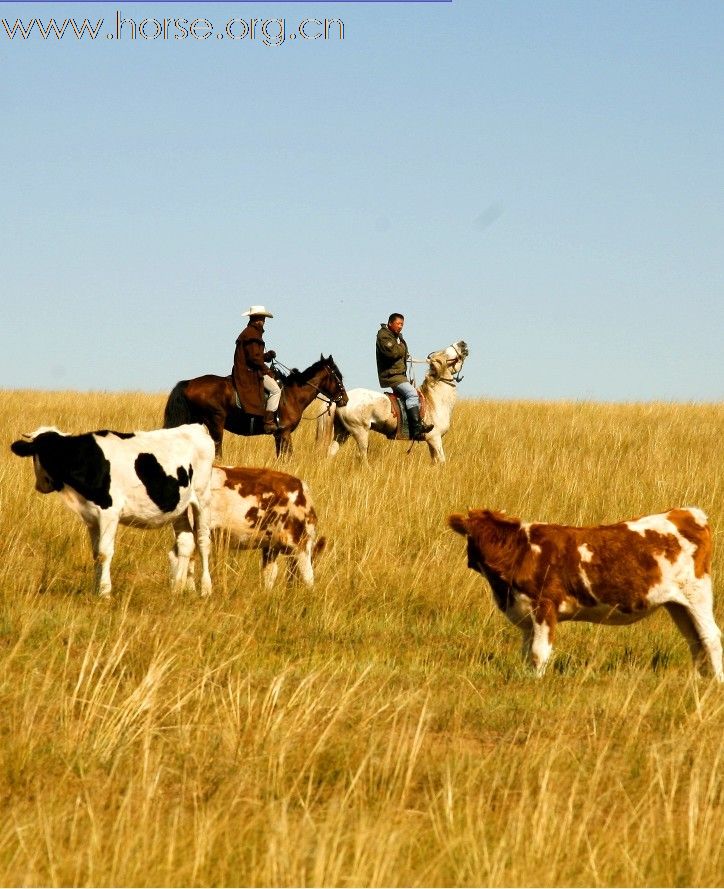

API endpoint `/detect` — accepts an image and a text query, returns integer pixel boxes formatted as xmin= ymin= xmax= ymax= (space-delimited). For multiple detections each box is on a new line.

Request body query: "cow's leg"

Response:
xmin=191 ymin=503 xmax=213 ymax=597
xmin=666 ymin=580 xmax=723 ymax=681
xmin=526 ymin=602 xmax=556 ymax=676
xmin=93 ymin=514 xmax=118 ymax=597
xmin=664 ymin=602 xmax=705 ymax=664
xmin=86 ymin=522 xmax=102 ymax=593
xmin=171 ymin=512 xmax=195 ymax=593
xmin=519 ymin=619 xmax=535 ymax=667
xmin=168 ymin=540 xmax=196 ymax=592
xmin=293 ymin=540 xmax=315 ymax=588
xmin=261 ymin=549 xmax=280 ymax=589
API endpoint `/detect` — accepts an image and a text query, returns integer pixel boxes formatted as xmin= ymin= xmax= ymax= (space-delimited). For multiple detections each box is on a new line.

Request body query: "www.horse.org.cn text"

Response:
xmin=1 ymin=12 xmax=345 ymax=45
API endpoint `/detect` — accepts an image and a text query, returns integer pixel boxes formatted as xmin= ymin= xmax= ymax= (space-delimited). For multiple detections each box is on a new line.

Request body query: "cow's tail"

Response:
xmin=315 ymin=400 xmax=336 ymax=453
xmin=163 ymin=381 xmax=193 ymax=428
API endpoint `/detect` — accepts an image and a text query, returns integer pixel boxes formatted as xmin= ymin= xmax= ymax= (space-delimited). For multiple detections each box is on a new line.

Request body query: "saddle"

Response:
xmin=384 ymin=390 xmax=428 ymax=440
xmin=231 ymin=382 xmax=266 ymax=436
xmin=231 ymin=367 xmax=287 ymax=436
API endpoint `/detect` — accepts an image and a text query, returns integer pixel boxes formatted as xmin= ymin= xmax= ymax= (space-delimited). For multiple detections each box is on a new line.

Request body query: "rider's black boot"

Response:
xmin=407 ymin=406 xmax=433 ymax=438
xmin=263 ymin=410 xmax=278 ymax=434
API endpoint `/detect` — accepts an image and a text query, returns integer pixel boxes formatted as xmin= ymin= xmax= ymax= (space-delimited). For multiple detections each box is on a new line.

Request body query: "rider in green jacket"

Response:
xmin=376 ymin=313 xmax=433 ymax=438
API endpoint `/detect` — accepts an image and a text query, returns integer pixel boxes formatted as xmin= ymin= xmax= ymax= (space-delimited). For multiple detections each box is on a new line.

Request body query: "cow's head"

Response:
xmin=449 ymin=509 xmax=525 ymax=579
xmin=11 ymin=427 xmax=67 ymax=494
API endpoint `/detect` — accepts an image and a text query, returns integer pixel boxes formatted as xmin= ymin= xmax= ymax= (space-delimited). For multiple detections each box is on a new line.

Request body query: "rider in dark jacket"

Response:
xmin=232 ymin=305 xmax=281 ymax=433
xmin=376 ymin=313 xmax=433 ymax=438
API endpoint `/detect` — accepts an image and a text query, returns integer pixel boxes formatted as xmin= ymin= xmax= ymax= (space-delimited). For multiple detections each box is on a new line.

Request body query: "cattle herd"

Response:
xmin=10 ymin=415 xmax=724 ymax=683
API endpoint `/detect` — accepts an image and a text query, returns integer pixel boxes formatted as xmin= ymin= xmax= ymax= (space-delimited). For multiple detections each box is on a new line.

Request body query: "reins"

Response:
xmin=430 ymin=343 xmax=466 ymax=384
xmin=271 ymin=359 xmax=345 ymax=419
xmin=409 ymin=344 xmax=466 ymax=386
xmin=403 ymin=344 xmax=466 ymax=452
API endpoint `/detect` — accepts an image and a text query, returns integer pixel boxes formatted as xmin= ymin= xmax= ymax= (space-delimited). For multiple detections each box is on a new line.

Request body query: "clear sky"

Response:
xmin=2 ymin=0 xmax=723 ymax=401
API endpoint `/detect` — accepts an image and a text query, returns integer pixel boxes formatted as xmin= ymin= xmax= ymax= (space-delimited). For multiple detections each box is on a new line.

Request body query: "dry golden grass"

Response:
xmin=0 ymin=389 xmax=722 ymax=887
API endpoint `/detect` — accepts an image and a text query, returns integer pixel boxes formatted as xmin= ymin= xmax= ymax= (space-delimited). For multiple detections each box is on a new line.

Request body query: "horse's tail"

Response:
xmin=163 ymin=381 xmax=194 ymax=428
xmin=315 ymin=400 xmax=336 ymax=453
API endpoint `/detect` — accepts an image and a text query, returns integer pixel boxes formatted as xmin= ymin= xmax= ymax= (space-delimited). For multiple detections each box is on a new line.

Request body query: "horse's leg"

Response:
xmin=350 ymin=426 xmax=370 ymax=462
xmin=316 ymin=404 xmax=335 ymax=453
xmin=205 ymin=412 xmax=225 ymax=458
xmin=276 ymin=430 xmax=292 ymax=459
xmin=327 ymin=414 xmax=350 ymax=458
xmin=198 ymin=410 xmax=224 ymax=457
xmin=426 ymin=433 xmax=445 ymax=464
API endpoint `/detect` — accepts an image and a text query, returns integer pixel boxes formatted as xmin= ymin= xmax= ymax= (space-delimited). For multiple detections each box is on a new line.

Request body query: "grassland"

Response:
xmin=0 ymin=389 xmax=722 ymax=887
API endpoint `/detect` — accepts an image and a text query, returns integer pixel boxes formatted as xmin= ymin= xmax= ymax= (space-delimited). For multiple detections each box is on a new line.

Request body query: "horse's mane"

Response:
xmin=282 ymin=356 xmax=342 ymax=387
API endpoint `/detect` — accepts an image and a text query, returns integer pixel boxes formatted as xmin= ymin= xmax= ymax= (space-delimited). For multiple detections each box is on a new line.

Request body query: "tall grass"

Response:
xmin=0 ymin=390 xmax=722 ymax=886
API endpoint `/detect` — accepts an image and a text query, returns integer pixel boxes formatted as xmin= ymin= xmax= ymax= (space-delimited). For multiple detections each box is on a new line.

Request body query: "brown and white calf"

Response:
xmin=170 ymin=465 xmax=325 ymax=589
xmin=448 ymin=507 xmax=723 ymax=679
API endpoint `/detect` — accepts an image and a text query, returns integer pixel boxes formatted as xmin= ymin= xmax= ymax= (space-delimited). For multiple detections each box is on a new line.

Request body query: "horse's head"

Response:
xmin=426 ymin=341 xmax=469 ymax=384
xmin=318 ymin=354 xmax=349 ymax=406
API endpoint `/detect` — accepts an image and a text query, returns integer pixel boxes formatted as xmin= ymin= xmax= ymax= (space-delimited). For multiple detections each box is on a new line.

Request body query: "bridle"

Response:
xmin=273 ymin=359 xmax=347 ymax=416
xmin=427 ymin=343 xmax=466 ymax=385
xmin=317 ymin=365 xmax=347 ymax=407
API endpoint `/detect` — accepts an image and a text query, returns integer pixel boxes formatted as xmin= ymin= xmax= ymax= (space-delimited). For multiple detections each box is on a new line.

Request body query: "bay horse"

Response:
xmin=164 ymin=355 xmax=347 ymax=458
xmin=316 ymin=341 xmax=468 ymax=464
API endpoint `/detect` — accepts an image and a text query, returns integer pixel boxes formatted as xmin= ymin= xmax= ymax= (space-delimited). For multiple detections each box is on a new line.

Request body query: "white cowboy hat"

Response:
xmin=242 ymin=305 xmax=274 ymax=318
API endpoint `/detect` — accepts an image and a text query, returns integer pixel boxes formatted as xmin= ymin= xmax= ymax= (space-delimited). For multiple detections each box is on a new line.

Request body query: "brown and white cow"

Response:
xmin=170 ymin=465 xmax=325 ymax=589
xmin=448 ymin=507 xmax=723 ymax=680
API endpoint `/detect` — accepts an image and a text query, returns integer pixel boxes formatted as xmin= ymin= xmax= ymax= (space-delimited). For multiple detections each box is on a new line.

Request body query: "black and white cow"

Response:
xmin=10 ymin=424 xmax=215 ymax=597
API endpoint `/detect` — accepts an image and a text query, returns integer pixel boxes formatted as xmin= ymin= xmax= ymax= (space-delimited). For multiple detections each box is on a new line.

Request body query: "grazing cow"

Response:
xmin=170 ymin=465 xmax=325 ymax=589
xmin=448 ymin=507 xmax=723 ymax=680
xmin=10 ymin=424 xmax=215 ymax=598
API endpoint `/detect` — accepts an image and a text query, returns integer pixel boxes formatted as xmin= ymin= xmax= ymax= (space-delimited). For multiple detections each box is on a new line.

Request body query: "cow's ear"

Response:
xmin=10 ymin=439 xmax=35 ymax=458
xmin=477 ymin=508 xmax=514 ymax=525
xmin=448 ymin=513 xmax=468 ymax=536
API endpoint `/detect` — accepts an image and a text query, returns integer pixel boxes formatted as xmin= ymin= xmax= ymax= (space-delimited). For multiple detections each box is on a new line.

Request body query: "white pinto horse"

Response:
xmin=316 ymin=341 xmax=468 ymax=464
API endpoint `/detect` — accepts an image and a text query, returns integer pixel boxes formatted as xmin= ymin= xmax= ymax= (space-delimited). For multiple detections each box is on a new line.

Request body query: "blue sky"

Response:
xmin=2 ymin=0 xmax=723 ymax=400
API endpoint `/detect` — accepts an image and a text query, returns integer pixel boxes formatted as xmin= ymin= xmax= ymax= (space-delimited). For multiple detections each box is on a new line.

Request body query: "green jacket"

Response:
xmin=376 ymin=324 xmax=410 ymax=387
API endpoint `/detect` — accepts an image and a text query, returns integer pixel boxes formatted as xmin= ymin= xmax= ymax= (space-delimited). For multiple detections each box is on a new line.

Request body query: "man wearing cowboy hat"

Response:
xmin=232 ymin=306 xmax=282 ymax=434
